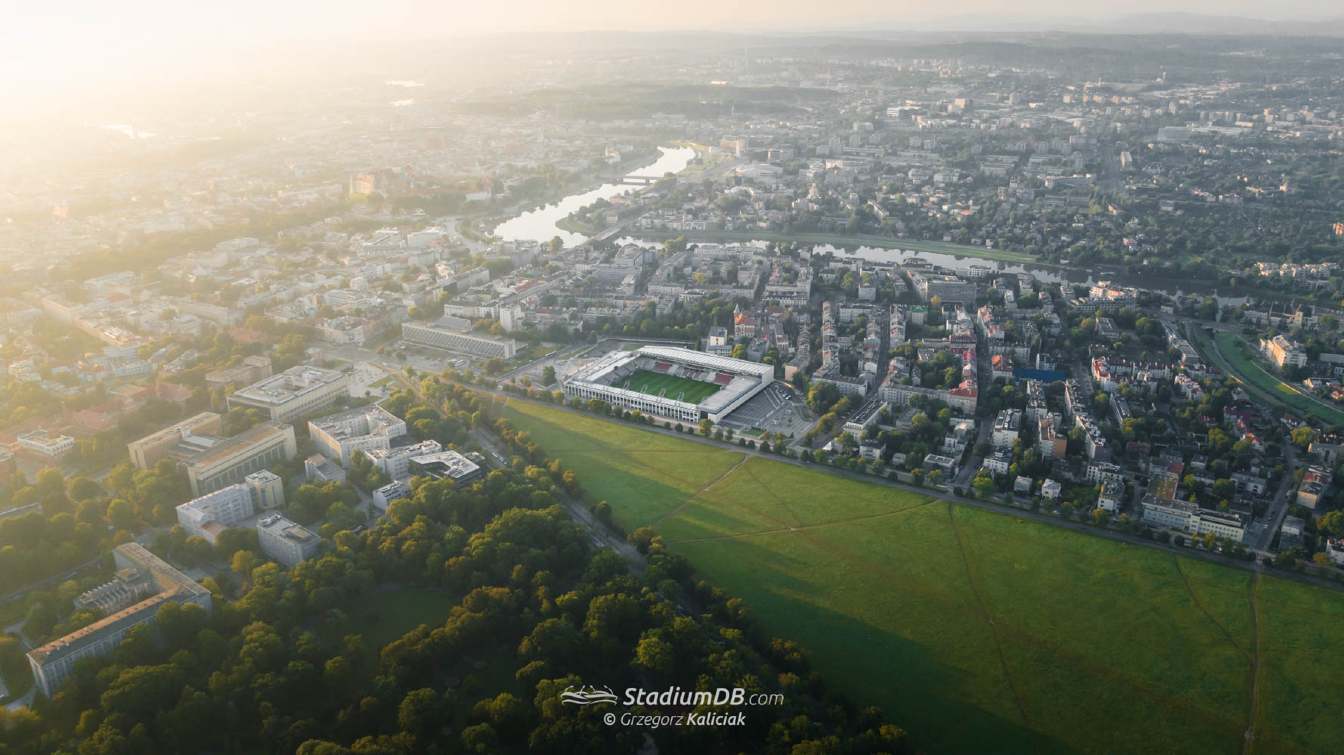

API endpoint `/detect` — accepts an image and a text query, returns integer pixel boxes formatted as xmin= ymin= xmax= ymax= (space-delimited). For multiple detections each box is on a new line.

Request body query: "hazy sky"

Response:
xmin=1 ymin=0 xmax=1332 ymax=104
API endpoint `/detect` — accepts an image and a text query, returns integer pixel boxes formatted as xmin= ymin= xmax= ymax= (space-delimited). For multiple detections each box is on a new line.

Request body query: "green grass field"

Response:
xmin=352 ymin=588 xmax=461 ymax=648
xmin=1203 ymin=331 xmax=1344 ymax=427
xmin=615 ymin=369 xmax=722 ymax=404
xmin=503 ymin=399 xmax=1344 ymax=754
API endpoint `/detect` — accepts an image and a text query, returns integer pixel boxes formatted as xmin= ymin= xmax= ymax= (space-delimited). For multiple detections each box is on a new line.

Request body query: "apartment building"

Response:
xmin=1259 ymin=335 xmax=1308 ymax=369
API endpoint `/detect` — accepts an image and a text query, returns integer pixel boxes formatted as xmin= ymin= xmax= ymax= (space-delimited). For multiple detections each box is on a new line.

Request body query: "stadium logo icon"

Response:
xmin=560 ymin=685 xmax=620 ymax=706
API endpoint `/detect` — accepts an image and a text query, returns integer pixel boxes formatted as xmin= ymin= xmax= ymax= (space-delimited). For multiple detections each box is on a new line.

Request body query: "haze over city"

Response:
xmin=1 ymin=5 xmax=1343 ymax=755
xmin=5 ymin=1 xmax=1340 ymax=101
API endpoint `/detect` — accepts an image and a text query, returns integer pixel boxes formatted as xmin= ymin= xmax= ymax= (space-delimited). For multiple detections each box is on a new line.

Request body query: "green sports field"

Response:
xmin=503 ymin=399 xmax=1344 ymax=755
xmin=615 ymin=369 xmax=722 ymax=404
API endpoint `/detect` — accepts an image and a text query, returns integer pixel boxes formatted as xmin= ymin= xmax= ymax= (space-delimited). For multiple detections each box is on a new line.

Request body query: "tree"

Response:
xmin=972 ymin=471 xmax=996 ymax=499
xmin=107 ymin=498 xmax=137 ymax=530
xmin=399 ymin=687 xmax=447 ymax=742
xmin=232 ymin=550 xmax=257 ymax=580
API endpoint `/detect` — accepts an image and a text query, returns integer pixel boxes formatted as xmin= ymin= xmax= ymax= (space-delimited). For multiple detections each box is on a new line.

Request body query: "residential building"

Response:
xmin=1037 ymin=416 xmax=1067 ymax=458
xmin=1140 ymin=497 xmax=1246 ymax=542
xmin=1259 ymin=335 xmax=1307 ymax=369
xmin=0 ymin=447 xmax=15 ymax=482
xmin=982 ymin=449 xmax=1012 ymax=476
xmin=909 ymin=271 xmax=977 ymax=303
xmin=1041 ymin=479 xmax=1062 ymax=501
xmin=1098 ymin=478 xmax=1124 ymax=512
xmin=992 ymin=409 xmax=1022 ymax=449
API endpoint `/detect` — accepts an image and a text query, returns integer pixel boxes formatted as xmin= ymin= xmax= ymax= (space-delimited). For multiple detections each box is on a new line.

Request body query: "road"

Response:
xmin=955 ymin=324 xmax=994 ymax=488
xmin=0 ymin=555 xmax=105 ymax=608
xmin=1252 ymin=437 xmax=1298 ymax=553
xmin=469 ymin=427 xmax=646 ymax=571
xmin=387 ymin=368 xmax=650 ymax=578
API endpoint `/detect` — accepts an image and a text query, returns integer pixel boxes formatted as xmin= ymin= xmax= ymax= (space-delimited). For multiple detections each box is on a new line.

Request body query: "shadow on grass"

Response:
xmin=674 ymin=529 xmax=1077 ymax=754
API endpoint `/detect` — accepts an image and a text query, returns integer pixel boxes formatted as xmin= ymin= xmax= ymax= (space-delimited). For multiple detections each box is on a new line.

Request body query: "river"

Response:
xmin=492 ymin=146 xmax=696 ymax=246
xmin=612 ymin=237 xmax=1249 ymax=305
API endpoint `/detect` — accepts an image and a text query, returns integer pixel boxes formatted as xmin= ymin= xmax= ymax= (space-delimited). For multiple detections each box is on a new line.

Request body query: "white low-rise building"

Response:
xmin=175 ymin=471 xmax=285 ymax=543
xmin=308 ymin=405 xmax=407 ymax=466
xmin=366 ymin=439 xmax=442 ymax=480
xmin=228 ymin=365 xmax=349 ymax=422
xmin=257 ymin=513 xmax=321 ymax=567
xmin=17 ymin=430 xmax=76 ymax=459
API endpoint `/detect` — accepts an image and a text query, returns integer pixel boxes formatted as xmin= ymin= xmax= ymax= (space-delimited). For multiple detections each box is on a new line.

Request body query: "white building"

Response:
xmin=175 ymin=471 xmax=285 ymax=543
xmin=17 ymin=430 xmax=76 ymax=459
xmin=1041 ymin=479 xmax=1062 ymax=501
xmin=27 ymin=544 xmax=212 ymax=697
xmin=1097 ymin=478 xmax=1124 ymax=513
xmin=308 ymin=405 xmax=407 ymax=466
xmin=401 ymin=321 xmax=517 ymax=359
xmin=562 ymin=346 xmax=773 ymax=424
xmin=372 ymin=480 xmax=413 ymax=512
xmin=1140 ymin=497 xmax=1245 ymax=542
xmin=366 ymin=439 xmax=443 ymax=480
xmin=991 ymin=409 xmax=1022 ymax=449
xmin=228 ymin=365 xmax=350 ymax=422
xmin=257 ymin=513 xmax=321 ymax=567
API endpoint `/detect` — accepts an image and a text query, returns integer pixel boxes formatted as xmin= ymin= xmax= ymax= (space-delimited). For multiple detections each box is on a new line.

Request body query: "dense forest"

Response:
xmin=0 ymin=382 xmax=906 ymax=755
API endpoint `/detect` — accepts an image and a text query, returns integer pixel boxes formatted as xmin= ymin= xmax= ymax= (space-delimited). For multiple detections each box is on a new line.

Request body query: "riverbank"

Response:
xmin=628 ymin=228 xmax=1039 ymax=264
xmin=492 ymin=145 xmax=697 ymax=246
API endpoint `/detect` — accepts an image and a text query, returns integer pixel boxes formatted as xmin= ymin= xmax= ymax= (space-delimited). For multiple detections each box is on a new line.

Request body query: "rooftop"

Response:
xmin=231 ymin=365 xmax=346 ymax=407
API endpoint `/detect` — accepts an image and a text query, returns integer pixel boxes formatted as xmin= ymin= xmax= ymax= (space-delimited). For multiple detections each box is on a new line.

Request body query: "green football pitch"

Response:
xmin=615 ymin=369 xmax=722 ymax=403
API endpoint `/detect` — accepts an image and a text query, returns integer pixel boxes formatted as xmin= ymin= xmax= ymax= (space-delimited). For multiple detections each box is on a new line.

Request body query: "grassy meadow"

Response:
xmin=503 ymin=400 xmax=1344 ymax=754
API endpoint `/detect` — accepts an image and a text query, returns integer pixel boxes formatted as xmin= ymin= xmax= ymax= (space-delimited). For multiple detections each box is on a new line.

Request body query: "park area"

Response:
xmin=1214 ymin=332 xmax=1344 ymax=427
xmin=615 ymin=369 xmax=722 ymax=404
xmin=503 ymin=399 xmax=1344 ymax=754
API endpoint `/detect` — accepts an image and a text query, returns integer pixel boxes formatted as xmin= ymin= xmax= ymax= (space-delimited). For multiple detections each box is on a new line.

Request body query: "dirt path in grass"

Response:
xmin=1243 ymin=570 xmax=1264 ymax=755
xmin=649 ymin=453 xmax=750 ymax=525
xmin=947 ymin=503 xmax=1032 ymax=727
xmin=1173 ymin=557 xmax=1248 ymax=657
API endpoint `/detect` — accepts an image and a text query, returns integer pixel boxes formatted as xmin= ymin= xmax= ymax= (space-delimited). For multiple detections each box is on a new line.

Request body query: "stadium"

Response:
xmin=562 ymin=346 xmax=774 ymax=423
